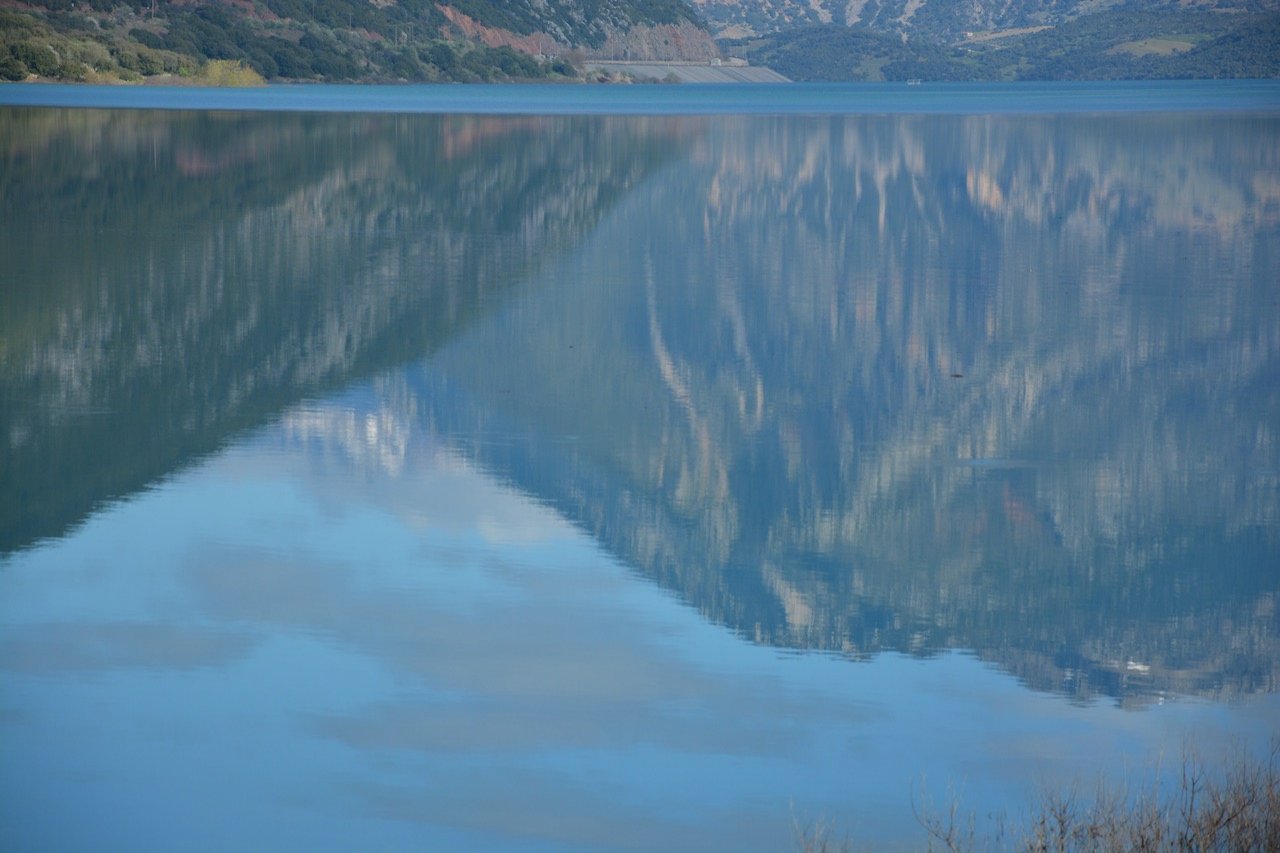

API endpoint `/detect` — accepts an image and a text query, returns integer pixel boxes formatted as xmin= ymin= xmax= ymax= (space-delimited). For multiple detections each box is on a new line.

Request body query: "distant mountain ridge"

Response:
xmin=719 ymin=0 xmax=1280 ymax=79
xmin=695 ymin=0 xmax=1274 ymax=40
xmin=0 ymin=0 xmax=717 ymax=82
xmin=4 ymin=0 xmax=1276 ymax=80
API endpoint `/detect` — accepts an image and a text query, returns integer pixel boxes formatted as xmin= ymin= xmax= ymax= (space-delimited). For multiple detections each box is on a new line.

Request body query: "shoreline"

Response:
xmin=2 ymin=79 xmax=1278 ymax=116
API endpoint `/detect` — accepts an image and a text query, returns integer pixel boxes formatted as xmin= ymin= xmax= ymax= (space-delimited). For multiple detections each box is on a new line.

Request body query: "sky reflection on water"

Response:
xmin=3 ymin=408 xmax=1275 ymax=850
xmin=2 ymin=79 xmax=1278 ymax=115
xmin=1 ymin=92 xmax=1278 ymax=850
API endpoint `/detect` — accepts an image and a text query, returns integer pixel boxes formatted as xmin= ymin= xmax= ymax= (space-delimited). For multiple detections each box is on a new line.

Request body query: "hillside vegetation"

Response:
xmin=0 ymin=0 xmax=713 ymax=83
xmin=4 ymin=0 xmax=1276 ymax=82
xmin=695 ymin=0 xmax=1275 ymax=43
xmin=725 ymin=6 xmax=1280 ymax=80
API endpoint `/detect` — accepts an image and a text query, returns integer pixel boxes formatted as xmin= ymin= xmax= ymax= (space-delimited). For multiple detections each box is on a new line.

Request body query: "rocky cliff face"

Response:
xmin=597 ymin=21 xmax=721 ymax=60
xmin=439 ymin=1 xmax=718 ymax=59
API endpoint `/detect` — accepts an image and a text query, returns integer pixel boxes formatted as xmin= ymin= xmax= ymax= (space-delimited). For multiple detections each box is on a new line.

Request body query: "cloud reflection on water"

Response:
xmin=2 ymin=405 xmax=1277 ymax=849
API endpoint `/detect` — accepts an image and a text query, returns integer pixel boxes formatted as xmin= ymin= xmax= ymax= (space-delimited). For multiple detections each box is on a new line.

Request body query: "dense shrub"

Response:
xmin=0 ymin=53 xmax=28 ymax=79
xmin=129 ymin=28 xmax=164 ymax=50
xmin=11 ymin=40 xmax=60 ymax=76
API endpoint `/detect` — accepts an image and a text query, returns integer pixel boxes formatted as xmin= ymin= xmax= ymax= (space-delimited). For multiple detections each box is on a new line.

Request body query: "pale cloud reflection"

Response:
xmin=341 ymin=769 xmax=788 ymax=852
xmin=276 ymin=398 xmax=568 ymax=545
xmin=182 ymin=539 xmax=868 ymax=756
xmin=0 ymin=621 xmax=254 ymax=674
xmin=5 ymin=389 xmax=1274 ymax=851
xmin=162 ymin=430 xmax=889 ymax=848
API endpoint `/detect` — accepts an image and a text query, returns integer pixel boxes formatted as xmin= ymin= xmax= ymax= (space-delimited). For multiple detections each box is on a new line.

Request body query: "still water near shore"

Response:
xmin=3 ymin=78 xmax=1278 ymax=114
xmin=1 ymin=86 xmax=1278 ymax=849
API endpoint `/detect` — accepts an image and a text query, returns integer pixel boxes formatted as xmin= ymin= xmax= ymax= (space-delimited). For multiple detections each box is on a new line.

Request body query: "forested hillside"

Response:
xmin=696 ymin=0 xmax=1276 ymax=41
xmin=3 ymin=0 xmax=1276 ymax=82
xmin=725 ymin=5 xmax=1280 ymax=80
xmin=0 ymin=0 xmax=715 ymax=83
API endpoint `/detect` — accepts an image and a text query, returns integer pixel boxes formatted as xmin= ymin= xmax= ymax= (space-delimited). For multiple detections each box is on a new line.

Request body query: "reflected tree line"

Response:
xmin=3 ymin=107 xmax=1277 ymax=706
xmin=0 ymin=108 xmax=688 ymax=552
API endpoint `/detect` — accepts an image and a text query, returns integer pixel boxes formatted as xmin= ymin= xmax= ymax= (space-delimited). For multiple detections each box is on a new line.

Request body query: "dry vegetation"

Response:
xmin=1108 ymin=38 xmax=1194 ymax=57
xmin=798 ymin=744 xmax=1280 ymax=852
xmin=192 ymin=58 xmax=266 ymax=86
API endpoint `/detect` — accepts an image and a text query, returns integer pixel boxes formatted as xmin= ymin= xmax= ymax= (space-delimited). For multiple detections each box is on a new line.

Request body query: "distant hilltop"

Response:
xmin=2 ymin=0 xmax=1276 ymax=84
xmin=694 ymin=0 xmax=1279 ymax=43
xmin=707 ymin=0 xmax=1280 ymax=80
xmin=0 ymin=0 xmax=725 ymax=84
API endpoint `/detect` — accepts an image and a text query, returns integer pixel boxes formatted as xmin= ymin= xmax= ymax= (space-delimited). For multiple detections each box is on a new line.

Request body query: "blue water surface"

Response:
xmin=2 ymin=78 xmax=1278 ymax=114
xmin=2 ymin=86 xmax=1279 ymax=852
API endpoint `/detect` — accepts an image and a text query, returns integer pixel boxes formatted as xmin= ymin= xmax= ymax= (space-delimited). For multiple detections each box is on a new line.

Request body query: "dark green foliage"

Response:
xmin=129 ymin=28 xmax=164 ymax=50
xmin=481 ymin=45 xmax=543 ymax=79
xmin=133 ymin=49 xmax=163 ymax=75
xmin=11 ymin=40 xmax=60 ymax=76
xmin=1157 ymin=13 xmax=1280 ymax=79
xmin=45 ymin=10 xmax=96 ymax=32
xmin=263 ymin=36 xmax=313 ymax=78
xmin=426 ymin=41 xmax=459 ymax=74
xmin=383 ymin=47 xmax=425 ymax=81
xmin=431 ymin=41 xmax=576 ymax=82
xmin=0 ymin=53 xmax=27 ymax=80
xmin=980 ymin=7 xmax=1280 ymax=80
xmin=0 ymin=8 xmax=39 ymax=32
xmin=0 ymin=0 xmax=622 ymax=82
xmin=881 ymin=54 xmax=977 ymax=82
xmin=322 ymin=53 xmax=364 ymax=80
xmin=264 ymin=0 xmax=445 ymax=39
xmin=1 ymin=5 xmax=196 ymax=80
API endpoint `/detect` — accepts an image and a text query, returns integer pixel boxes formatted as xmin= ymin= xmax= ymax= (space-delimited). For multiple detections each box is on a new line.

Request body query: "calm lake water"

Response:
xmin=2 ymin=83 xmax=1278 ymax=850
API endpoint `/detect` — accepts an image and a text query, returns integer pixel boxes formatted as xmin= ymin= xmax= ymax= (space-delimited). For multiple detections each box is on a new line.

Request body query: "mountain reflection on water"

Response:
xmin=0 ymin=108 xmax=687 ymax=553
xmin=4 ymin=107 xmax=1278 ymax=710
xmin=408 ymin=113 xmax=1280 ymax=706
